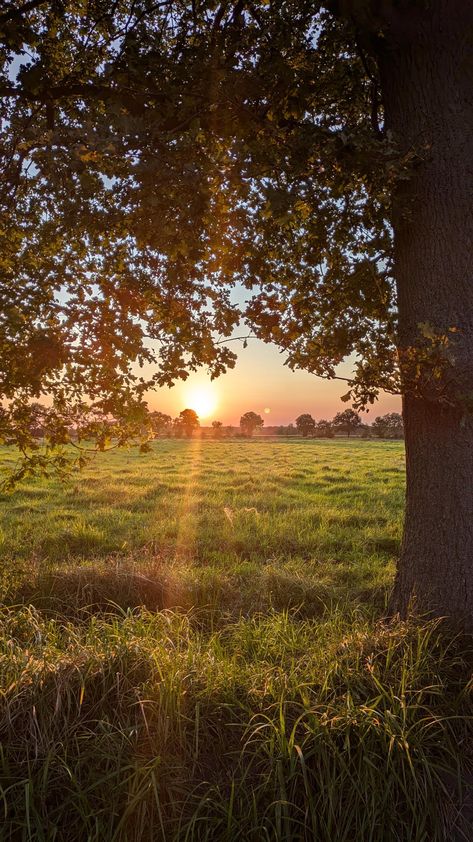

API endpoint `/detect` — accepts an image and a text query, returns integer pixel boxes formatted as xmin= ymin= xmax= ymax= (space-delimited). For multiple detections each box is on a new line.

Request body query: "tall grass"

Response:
xmin=0 ymin=604 xmax=471 ymax=840
xmin=0 ymin=441 xmax=471 ymax=840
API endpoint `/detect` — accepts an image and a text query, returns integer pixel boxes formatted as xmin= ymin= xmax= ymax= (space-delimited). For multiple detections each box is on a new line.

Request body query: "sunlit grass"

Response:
xmin=0 ymin=439 xmax=403 ymax=601
xmin=0 ymin=440 xmax=471 ymax=840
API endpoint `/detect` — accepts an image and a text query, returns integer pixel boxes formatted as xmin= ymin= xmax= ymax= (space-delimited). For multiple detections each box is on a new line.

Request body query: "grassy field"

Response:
xmin=0 ymin=440 xmax=471 ymax=841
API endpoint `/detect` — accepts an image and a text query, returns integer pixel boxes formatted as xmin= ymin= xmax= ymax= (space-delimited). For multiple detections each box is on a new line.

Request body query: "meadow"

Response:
xmin=0 ymin=440 xmax=471 ymax=841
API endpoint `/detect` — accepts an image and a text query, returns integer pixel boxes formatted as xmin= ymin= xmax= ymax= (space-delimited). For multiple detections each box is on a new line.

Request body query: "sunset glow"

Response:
xmin=147 ymin=343 xmax=401 ymax=425
xmin=185 ymin=384 xmax=218 ymax=419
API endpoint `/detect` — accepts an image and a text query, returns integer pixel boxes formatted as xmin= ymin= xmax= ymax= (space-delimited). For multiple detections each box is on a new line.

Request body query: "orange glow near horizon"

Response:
xmin=184 ymin=383 xmax=219 ymax=419
xmin=145 ymin=341 xmax=401 ymax=425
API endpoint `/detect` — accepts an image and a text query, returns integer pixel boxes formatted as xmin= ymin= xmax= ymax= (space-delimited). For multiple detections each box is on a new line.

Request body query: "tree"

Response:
xmin=371 ymin=413 xmax=404 ymax=439
xmin=240 ymin=412 xmax=264 ymax=438
xmin=149 ymin=411 xmax=172 ymax=438
xmin=1 ymin=2 xmax=472 ymax=624
xmin=315 ymin=420 xmax=335 ymax=439
xmin=212 ymin=420 xmax=223 ymax=439
xmin=277 ymin=423 xmax=297 ymax=437
xmin=333 ymin=410 xmax=362 ymax=438
xmin=295 ymin=413 xmax=316 ymax=438
xmin=176 ymin=409 xmax=199 ymax=439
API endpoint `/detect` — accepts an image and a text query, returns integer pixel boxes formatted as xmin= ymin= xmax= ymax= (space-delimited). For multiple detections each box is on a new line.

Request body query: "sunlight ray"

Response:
xmin=174 ymin=438 xmax=203 ymax=563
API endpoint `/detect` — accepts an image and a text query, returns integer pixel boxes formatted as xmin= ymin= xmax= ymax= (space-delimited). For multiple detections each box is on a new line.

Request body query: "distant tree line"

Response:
xmin=234 ymin=409 xmax=403 ymax=439
xmin=292 ymin=410 xmax=403 ymax=439
xmin=22 ymin=404 xmax=404 ymax=442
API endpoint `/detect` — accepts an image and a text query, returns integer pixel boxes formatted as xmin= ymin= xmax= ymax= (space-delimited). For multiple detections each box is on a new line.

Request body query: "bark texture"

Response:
xmin=376 ymin=1 xmax=473 ymax=627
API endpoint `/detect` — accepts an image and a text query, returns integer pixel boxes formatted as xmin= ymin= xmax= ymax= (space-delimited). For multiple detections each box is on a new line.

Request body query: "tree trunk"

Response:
xmin=376 ymin=1 xmax=473 ymax=628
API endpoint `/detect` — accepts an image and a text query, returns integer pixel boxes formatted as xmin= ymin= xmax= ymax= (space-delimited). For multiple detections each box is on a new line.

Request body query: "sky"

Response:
xmin=145 ymin=282 xmax=401 ymax=425
xmin=145 ymin=339 xmax=401 ymax=426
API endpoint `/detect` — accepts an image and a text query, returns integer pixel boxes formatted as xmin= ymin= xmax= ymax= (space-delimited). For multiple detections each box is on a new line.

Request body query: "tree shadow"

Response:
xmin=8 ymin=564 xmax=179 ymax=619
xmin=6 ymin=557 xmax=390 ymax=626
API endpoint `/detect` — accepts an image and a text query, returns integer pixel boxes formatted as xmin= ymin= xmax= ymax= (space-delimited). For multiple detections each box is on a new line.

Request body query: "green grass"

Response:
xmin=0 ymin=440 xmax=471 ymax=841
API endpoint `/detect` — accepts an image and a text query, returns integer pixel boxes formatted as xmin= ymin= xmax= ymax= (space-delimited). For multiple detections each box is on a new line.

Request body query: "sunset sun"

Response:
xmin=185 ymin=384 xmax=218 ymax=419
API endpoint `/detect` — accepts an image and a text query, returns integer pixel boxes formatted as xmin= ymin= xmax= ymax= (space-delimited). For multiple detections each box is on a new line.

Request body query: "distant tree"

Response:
xmin=275 ymin=423 xmax=297 ymax=437
xmin=371 ymin=415 xmax=388 ymax=438
xmin=295 ymin=413 xmax=316 ymax=438
xmin=315 ymin=419 xmax=335 ymax=439
xmin=240 ymin=412 xmax=264 ymax=438
xmin=212 ymin=420 xmax=223 ymax=439
xmin=176 ymin=409 xmax=199 ymax=439
xmin=149 ymin=411 xmax=172 ymax=438
xmin=333 ymin=409 xmax=362 ymax=438
xmin=371 ymin=413 xmax=404 ymax=439
xmin=172 ymin=418 xmax=183 ymax=439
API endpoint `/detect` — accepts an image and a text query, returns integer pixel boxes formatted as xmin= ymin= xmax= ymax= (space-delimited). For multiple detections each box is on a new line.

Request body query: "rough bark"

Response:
xmin=376 ymin=1 xmax=473 ymax=627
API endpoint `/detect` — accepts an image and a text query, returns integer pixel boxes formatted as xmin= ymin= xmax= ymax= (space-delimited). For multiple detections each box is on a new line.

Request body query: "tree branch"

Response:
xmin=0 ymin=0 xmax=49 ymax=24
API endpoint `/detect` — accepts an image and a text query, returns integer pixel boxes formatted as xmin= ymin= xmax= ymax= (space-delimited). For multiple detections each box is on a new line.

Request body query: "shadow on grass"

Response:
xmin=40 ymin=528 xmax=121 ymax=560
xmin=1 ymin=602 xmax=471 ymax=841
xmin=7 ymin=557 xmax=391 ymax=627
xmin=9 ymin=564 xmax=175 ymax=618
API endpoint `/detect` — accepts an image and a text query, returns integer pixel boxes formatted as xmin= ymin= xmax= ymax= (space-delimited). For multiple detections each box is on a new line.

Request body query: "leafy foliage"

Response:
xmin=296 ymin=413 xmax=316 ymax=437
xmin=174 ymin=408 xmax=199 ymax=438
xmin=0 ymin=0 xmax=405 ymax=480
xmin=2 ymin=1 xmax=465 ymax=485
xmin=212 ymin=419 xmax=224 ymax=438
xmin=240 ymin=411 xmax=264 ymax=437
xmin=315 ymin=419 xmax=335 ymax=438
xmin=149 ymin=410 xmax=173 ymax=438
xmin=333 ymin=409 xmax=362 ymax=437
xmin=371 ymin=412 xmax=404 ymax=439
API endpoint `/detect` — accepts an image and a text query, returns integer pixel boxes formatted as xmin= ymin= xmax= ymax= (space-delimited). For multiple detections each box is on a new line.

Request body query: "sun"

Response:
xmin=185 ymin=384 xmax=218 ymax=419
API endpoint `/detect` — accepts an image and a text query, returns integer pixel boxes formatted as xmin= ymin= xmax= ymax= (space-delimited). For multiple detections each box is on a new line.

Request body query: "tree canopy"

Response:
xmin=175 ymin=408 xmax=199 ymax=438
xmin=371 ymin=412 xmax=403 ymax=439
xmin=0 ymin=0 xmax=402 ymax=479
xmin=333 ymin=409 xmax=362 ymax=437
xmin=211 ymin=420 xmax=223 ymax=438
xmin=240 ymin=411 xmax=264 ymax=437
xmin=295 ymin=413 xmax=316 ymax=437
xmin=149 ymin=411 xmax=173 ymax=438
